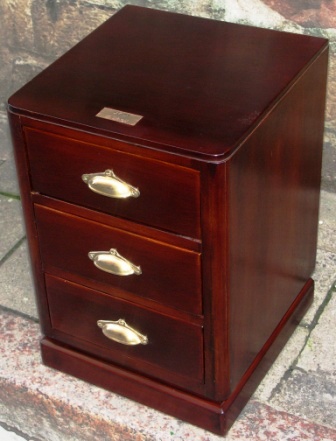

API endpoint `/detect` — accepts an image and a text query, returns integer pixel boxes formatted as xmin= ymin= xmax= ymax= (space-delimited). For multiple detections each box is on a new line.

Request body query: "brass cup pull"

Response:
xmin=88 ymin=248 xmax=142 ymax=276
xmin=82 ymin=169 xmax=140 ymax=199
xmin=97 ymin=319 xmax=148 ymax=345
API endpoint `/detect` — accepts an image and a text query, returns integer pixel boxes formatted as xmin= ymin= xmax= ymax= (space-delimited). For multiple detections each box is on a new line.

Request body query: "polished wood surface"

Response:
xmin=41 ymin=279 xmax=314 ymax=435
xmin=8 ymin=6 xmax=327 ymax=160
xmin=45 ymin=274 xmax=204 ymax=382
xmin=25 ymin=127 xmax=201 ymax=238
xmin=8 ymin=5 xmax=328 ymax=435
xmin=35 ymin=204 xmax=202 ymax=315
xmin=228 ymin=49 xmax=328 ymax=391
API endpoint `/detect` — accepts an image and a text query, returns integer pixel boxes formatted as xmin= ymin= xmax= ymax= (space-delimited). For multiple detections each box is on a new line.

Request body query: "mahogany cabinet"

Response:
xmin=7 ymin=6 xmax=328 ymax=435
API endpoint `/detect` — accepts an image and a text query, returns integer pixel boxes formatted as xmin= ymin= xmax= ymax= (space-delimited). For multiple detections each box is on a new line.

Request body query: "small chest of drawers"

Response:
xmin=8 ymin=6 xmax=328 ymax=435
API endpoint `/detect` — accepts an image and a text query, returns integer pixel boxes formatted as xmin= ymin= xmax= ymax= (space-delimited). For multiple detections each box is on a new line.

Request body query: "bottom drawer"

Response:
xmin=45 ymin=274 xmax=204 ymax=382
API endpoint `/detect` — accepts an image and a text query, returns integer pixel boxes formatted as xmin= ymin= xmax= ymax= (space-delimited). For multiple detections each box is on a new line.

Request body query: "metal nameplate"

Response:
xmin=96 ymin=107 xmax=143 ymax=126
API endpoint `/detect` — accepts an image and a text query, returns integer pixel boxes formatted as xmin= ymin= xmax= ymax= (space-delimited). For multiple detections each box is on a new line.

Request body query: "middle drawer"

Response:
xmin=35 ymin=204 xmax=202 ymax=315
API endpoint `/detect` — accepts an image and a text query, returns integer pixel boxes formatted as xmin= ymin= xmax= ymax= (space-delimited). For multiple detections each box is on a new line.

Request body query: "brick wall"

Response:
xmin=1 ymin=0 xmax=335 ymax=187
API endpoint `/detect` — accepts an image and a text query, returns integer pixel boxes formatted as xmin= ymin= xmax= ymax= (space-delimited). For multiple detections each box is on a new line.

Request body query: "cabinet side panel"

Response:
xmin=228 ymin=49 xmax=328 ymax=391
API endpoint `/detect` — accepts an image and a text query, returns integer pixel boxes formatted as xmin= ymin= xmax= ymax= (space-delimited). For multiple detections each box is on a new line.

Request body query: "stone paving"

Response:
xmin=1 ymin=1 xmax=336 ymax=438
xmin=0 ymin=106 xmax=336 ymax=440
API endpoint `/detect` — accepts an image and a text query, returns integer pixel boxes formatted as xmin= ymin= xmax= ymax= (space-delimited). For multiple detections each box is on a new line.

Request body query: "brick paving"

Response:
xmin=0 ymin=111 xmax=336 ymax=440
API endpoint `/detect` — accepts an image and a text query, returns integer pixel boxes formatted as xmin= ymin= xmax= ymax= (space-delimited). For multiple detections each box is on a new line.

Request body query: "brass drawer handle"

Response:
xmin=82 ymin=169 xmax=140 ymax=199
xmin=88 ymin=248 xmax=142 ymax=276
xmin=97 ymin=319 xmax=148 ymax=345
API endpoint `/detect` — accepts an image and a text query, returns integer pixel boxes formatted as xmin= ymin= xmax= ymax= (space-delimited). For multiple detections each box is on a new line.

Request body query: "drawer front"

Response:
xmin=46 ymin=275 xmax=204 ymax=381
xmin=35 ymin=204 xmax=202 ymax=315
xmin=25 ymin=128 xmax=200 ymax=238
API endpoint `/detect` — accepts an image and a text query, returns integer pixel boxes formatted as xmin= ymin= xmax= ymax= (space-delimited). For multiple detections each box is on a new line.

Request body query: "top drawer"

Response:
xmin=24 ymin=128 xmax=201 ymax=238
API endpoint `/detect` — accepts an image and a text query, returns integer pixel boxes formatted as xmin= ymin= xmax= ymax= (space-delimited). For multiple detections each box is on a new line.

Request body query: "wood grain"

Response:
xmin=7 ymin=5 xmax=328 ymax=434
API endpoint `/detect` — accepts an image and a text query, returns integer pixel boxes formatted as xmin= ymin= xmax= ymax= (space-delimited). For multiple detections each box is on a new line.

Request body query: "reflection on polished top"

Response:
xmin=8 ymin=5 xmax=327 ymax=160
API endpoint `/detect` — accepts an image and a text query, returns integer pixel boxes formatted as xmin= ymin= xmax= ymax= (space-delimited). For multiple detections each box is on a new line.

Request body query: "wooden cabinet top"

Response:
xmin=8 ymin=5 xmax=328 ymax=161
